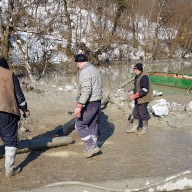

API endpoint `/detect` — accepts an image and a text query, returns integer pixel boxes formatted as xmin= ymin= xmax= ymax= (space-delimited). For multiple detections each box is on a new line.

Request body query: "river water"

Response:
xmin=99 ymin=59 xmax=192 ymax=99
xmin=109 ymin=58 xmax=192 ymax=73
xmin=44 ymin=59 xmax=191 ymax=101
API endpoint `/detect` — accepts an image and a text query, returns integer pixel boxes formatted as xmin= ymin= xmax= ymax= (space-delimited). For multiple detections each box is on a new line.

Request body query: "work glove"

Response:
xmin=22 ymin=109 xmax=30 ymax=118
xmin=74 ymin=102 xmax=83 ymax=118
xmin=128 ymin=92 xmax=140 ymax=102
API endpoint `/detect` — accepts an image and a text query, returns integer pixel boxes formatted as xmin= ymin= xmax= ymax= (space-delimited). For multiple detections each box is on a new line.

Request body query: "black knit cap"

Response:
xmin=75 ymin=54 xmax=88 ymax=62
xmin=0 ymin=57 xmax=10 ymax=69
xmin=133 ymin=63 xmax=143 ymax=72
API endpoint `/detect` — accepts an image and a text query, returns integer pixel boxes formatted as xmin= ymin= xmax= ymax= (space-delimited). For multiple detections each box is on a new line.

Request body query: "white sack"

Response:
xmin=152 ymin=99 xmax=170 ymax=117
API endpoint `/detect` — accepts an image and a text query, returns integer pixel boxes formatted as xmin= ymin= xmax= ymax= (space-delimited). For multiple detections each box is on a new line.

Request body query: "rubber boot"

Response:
xmin=136 ymin=120 xmax=148 ymax=135
xmin=126 ymin=119 xmax=139 ymax=133
xmin=5 ymin=146 xmax=21 ymax=177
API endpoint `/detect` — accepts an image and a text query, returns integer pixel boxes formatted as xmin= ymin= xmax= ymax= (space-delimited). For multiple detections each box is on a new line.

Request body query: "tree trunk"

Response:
xmin=0 ymin=136 xmax=73 ymax=159
xmin=63 ymin=0 xmax=73 ymax=58
xmin=0 ymin=0 xmax=14 ymax=58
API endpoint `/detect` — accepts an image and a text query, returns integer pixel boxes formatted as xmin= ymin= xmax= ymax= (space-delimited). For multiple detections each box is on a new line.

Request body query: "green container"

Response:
xmin=149 ymin=73 xmax=192 ymax=89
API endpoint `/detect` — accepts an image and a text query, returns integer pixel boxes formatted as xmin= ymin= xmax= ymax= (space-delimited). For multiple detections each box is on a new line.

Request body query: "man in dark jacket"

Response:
xmin=126 ymin=63 xmax=152 ymax=135
xmin=74 ymin=54 xmax=102 ymax=158
xmin=0 ymin=57 xmax=30 ymax=177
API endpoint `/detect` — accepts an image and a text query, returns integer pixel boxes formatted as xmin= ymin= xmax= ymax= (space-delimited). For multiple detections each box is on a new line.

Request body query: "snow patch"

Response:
xmin=157 ymin=178 xmax=192 ymax=191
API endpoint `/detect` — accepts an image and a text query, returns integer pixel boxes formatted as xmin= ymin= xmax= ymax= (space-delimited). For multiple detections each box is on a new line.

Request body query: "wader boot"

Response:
xmin=5 ymin=146 xmax=21 ymax=177
xmin=136 ymin=120 xmax=148 ymax=135
xmin=126 ymin=119 xmax=139 ymax=133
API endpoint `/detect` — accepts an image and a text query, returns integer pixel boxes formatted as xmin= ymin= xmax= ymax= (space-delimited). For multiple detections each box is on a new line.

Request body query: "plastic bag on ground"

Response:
xmin=185 ymin=101 xmax=192 ymax=112
xmin=152 ymin=99 xmax=170 ymax=117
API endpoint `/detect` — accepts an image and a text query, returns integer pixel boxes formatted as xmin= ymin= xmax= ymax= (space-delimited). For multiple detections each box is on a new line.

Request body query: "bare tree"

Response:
xmin=0 ymin=0 xmax=192 ymax=80
xmin=0 ymin=0 xmax=14 ymax=58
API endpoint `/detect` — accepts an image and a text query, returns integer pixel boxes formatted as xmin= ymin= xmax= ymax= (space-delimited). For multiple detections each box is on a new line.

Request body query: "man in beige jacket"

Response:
xmin=0 ymin=57 xmax=30 ymax=177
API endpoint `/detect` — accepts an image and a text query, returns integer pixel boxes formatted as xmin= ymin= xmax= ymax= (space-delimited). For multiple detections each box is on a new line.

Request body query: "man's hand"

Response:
xmin=128 ymin=92 xmax=140 ymax=101
xmin=74 ymin=107 xmax=82 ymax=118
xmin=23 ymin=109 xmax=30 ymax=118
xmin=74 ymin=102 xmax=83 ymax=118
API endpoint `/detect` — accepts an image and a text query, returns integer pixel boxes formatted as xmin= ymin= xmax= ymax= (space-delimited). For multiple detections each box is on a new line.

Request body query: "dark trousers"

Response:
xmin=133 ymin=103 xmax=151 ymax=121
xmin=0 ymin=112 xmax=19 ymax=147
xmin=75 ymin=101 xmax=101 ymax=148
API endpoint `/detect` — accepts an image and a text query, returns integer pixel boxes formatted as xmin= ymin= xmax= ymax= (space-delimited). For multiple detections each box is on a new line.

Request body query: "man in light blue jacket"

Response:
xmin=74 ymin=54 xmax=102 ymax=158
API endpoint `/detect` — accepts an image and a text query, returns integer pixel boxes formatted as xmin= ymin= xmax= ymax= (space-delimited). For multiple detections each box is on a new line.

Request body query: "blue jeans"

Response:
xmin=75 ymin=101 xmax=101 ymax=148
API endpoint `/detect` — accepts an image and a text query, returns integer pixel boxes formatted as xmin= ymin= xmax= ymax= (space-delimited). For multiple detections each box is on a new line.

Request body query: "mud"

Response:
xmin=0 ymin=75 xmax=192 ymax=192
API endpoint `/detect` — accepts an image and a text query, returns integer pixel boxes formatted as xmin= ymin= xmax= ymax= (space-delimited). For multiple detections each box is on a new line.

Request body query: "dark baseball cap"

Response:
xmin=75 ymin=54 xmax=88 ymax=62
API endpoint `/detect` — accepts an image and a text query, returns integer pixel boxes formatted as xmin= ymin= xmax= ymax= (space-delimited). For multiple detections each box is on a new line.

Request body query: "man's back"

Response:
xmin=0 ymin=67 xmax=20 ymax=116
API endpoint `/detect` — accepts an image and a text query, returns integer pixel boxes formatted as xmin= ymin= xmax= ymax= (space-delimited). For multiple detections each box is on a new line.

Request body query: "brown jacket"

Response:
xmin=0 ymin=67 xmax=20 ymax=116
xmin=136 ymin=72 xmax=153 ymax=104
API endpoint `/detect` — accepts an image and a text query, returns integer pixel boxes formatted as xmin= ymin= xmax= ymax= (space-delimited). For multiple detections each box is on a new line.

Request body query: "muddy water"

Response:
xmin=100 ymin=64 xmax=191 ymax=102
xmin=109 ymin=58 xmax=192 ymax=74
